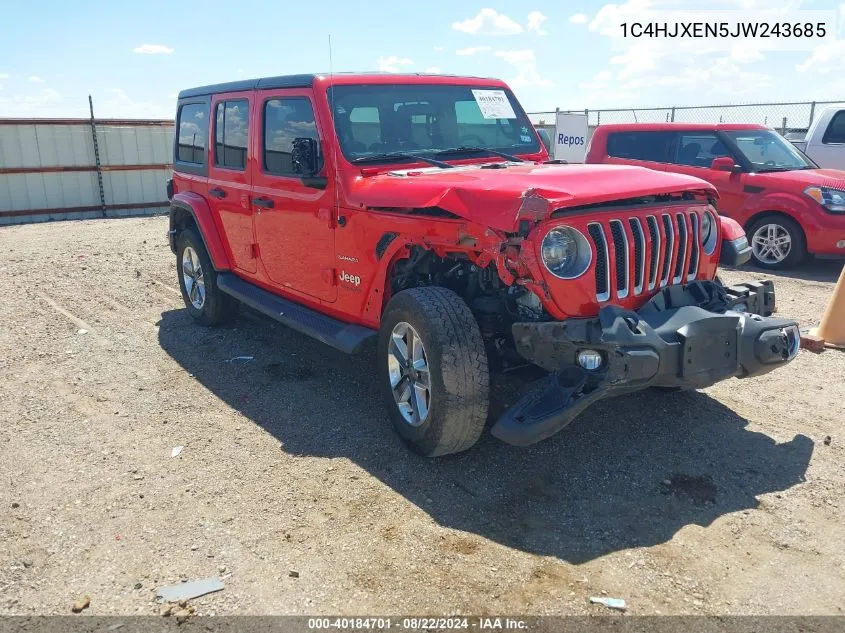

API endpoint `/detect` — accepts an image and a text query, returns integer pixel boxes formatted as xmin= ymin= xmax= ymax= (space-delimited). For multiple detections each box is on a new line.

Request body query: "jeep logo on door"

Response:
xmin=339 ymin=270 xmax=361 ymax=287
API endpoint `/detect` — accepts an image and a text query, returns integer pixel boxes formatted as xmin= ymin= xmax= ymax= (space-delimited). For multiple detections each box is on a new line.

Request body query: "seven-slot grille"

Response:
xmin=587 ymin=211 xmax=701 ymax=302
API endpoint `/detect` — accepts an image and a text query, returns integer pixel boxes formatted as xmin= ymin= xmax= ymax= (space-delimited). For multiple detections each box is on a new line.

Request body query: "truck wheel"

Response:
xmin=378 ymin=287 xmax=489 ymax=457
xmin=748 ymin=215 xmax=806 ymax=270
xmin=176 ymin=228 xmax=239 ymax=326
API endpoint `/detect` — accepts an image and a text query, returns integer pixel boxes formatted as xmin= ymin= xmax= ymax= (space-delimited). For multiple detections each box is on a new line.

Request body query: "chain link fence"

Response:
xmin=528 ymin=100 xmax=845 ymax=138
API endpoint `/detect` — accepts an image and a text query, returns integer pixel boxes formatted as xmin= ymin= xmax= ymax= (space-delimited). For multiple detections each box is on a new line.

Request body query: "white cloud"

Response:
xmin=589 ymin=0 xmax=652 ymax=38
xmin=377 ymin=56 xmax=413 ymax=72
xmin=0 ymin=88 xmax=64 ymax=116
xmin=0 ymin=72 xmax=9 ymax=80
xmin=569 ymin=13 xmax=589 ymax=24
xmin=133 ymin=44 xmax=174 ymax=54
xmin=571 ymin=0 xmax=818 ymax=107
xmin=425 ymin=66 xmax=442 ymax=73
xmin=456 ymin=46 xmax=491 ymax=56
xmin=94 ymin=88 xmax=173 ymax=118
xmin=527 ymin=11 xmax=548 ymax=35
xmin=495 ymin=49 xmax=552 ymax=88
xmin=797 ymin=40 xmax=845 ymax=74
xmin=452 ymin=8 xmax=523 ymax=35
xmin=433 ymin=46 xmax=444 ymax=52
xmin=28 ymin=76 xmax=44 ymax=84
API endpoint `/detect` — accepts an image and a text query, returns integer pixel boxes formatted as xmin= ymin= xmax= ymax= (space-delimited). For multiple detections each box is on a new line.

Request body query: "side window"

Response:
xmin=606 ymin=132 xmax=674 ymax=163
xmin=214 ymin=99 xmax=249 ymax=170
xmin=263 ymin=97 xmax=320 ymax=176
xmin=176 ymin=103 xmax=209 ymax=164
xmin=822 ymin=111 xmax=845 ymax=144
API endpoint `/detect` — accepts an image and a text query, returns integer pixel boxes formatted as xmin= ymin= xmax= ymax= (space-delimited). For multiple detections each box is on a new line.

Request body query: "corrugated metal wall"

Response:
xmin=0 ymin=119 xmax=174 ymax=225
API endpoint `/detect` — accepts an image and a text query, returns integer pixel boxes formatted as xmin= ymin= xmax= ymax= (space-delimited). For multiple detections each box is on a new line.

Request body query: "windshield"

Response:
xmin=327 ymin=84 xmax=541 ymax=162
xmin=724 ymin=129 xmax=814 ymax=172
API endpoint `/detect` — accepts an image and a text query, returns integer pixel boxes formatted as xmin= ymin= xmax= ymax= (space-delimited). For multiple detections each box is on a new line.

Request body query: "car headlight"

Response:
xmin=541 ymin=226 xmax=591 ymax=279
xmin=804 ymin=186 xmax=845 ymax=213
xmin=701 ymin=212 xmax=713 ymax=242
xmin=701 ymin=211 xmax=718 ymax=255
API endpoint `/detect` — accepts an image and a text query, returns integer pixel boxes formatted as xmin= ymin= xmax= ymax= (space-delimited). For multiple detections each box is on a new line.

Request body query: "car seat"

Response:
xmin=679 ymin=142 xmax=701 ymax=165
xmin=709 ymin=140 xmax=729 ymax=158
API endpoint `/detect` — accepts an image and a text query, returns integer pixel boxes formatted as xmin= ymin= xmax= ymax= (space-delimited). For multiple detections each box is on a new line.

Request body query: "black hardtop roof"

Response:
xmin=177 ymin=72 xmax=500 ymax=100
xmin=178 ymin=74 xmax=317 ymax=99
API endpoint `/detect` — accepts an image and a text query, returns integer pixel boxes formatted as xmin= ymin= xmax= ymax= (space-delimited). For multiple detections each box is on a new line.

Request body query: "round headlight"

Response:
xmin=541 ymin=226 xmax=591 ymax=279
xmin=701 ymin=211 xmax=718 ymax=255
xmin=701 ymin=212 xmax=712 ymax=243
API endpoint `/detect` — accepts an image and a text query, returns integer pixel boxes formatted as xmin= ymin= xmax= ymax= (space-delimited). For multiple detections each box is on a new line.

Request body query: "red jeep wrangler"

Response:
xmin=167 ymin=73 xmax=800 ymax=456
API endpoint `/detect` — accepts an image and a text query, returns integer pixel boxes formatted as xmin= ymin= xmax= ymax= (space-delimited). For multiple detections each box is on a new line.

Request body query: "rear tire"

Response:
xmin=176 ymin=228 xmax=239 ymax=326
xmin=747 ymin=215 xmax=806 ymax=270
xmin=378 ymin=287 xmax=490 ymax=457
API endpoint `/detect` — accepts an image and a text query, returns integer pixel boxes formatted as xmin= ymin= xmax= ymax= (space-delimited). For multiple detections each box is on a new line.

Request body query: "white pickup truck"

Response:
xmin=790 ymin=106 xmax=845 ymax=170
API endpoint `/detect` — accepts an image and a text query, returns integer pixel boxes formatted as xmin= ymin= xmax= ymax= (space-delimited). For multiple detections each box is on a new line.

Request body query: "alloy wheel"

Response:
xmin=751 ymin=223 xmax=792 ymax=265
xmin=387 ymin=322 xmax=431 ymax=427
xmin=181 ymin=246 xmax=206 ymax=309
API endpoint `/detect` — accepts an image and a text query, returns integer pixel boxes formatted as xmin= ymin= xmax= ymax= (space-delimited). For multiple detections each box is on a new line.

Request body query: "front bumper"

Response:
xmin=491 ymin=280 xmax=800 ymax=446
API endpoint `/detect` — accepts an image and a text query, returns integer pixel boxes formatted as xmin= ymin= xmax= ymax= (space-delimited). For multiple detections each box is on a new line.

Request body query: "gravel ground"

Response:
xmin=1 ymin=216 xmax=843 ymax=617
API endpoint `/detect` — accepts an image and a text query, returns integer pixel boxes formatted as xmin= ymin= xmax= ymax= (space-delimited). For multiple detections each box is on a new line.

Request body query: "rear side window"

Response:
xmin=176 ymin=103 xmax=209 ymax=164
xmin=674 ymin=133 xmax=731 ymax=167
xmin=263 ymin=97 xmax=320 ymax=175
xmin=606 ymin=131 xmax=674 ymax=163
xmin=214 ymin=99 xmax=249 ymax=170
xmin=822 ymin=111 xmax=845 ymax=144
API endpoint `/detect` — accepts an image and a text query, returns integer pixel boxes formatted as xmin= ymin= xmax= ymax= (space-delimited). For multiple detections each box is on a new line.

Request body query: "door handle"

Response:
xmin=253 ymin=197 xmax=274 ymax=209
xmin=209 ymin=187 xmax=227 ymax=199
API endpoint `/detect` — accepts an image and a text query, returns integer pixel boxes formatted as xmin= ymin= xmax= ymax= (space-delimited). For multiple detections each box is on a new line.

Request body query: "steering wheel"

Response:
xmin=458 ymin=134 xmax=485 ymax=146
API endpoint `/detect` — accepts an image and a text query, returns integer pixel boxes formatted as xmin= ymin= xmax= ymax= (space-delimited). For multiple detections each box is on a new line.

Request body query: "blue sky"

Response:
xmin=0 ymin=0 xmax=843 ymax=119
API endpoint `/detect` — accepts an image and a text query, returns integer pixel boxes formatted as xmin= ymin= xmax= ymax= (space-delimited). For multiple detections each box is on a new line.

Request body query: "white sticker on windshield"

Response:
xmin=471 ymin=89 xmax=517 ymax=119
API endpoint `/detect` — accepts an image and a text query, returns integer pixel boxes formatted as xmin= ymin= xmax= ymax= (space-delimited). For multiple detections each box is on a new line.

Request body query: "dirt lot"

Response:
xmin=1 ymin=216 xmax=843 ymax=616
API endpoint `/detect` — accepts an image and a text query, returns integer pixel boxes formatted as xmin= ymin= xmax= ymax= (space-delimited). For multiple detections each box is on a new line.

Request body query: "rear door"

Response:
xmin=603 ymin=131 xmax=674 ymax=171
xmin=208 ymin=91 xmax=256 ymax=273
xmin=252 ymin=89 xmax=337 ymax=302
xmin=666 ymin=132 xmax=747 ymax=215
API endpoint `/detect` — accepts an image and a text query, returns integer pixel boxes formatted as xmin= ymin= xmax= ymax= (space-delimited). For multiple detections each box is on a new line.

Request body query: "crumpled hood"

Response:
xmin=747 ymin=168 xmax=845 ymax=191
xmin=347 ymin=162 xmax=717 ymax=232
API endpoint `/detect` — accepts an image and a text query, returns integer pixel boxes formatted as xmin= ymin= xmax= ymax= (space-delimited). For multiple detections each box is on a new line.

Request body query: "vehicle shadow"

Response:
xmin=158 ymin=307 xmax=813 ymax=565
xmin=726 ymin=257 xmax=843 ymax=283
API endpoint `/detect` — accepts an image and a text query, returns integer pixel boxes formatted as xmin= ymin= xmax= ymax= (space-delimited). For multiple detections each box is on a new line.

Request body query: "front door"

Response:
xmin=668 ymin=132 xmax=747 ymax=216
xmin=252 ymin=89 xmax=337 ymax=302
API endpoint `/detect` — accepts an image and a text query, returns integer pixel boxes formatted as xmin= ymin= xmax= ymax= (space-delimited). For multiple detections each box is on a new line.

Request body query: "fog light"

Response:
xmin=837 ymin=239 xmax=845 ymax=249
xmin=577 ymin=349 xmax=603 ymax=371
xmin=783 ymin=325 xmax=800 ymax=360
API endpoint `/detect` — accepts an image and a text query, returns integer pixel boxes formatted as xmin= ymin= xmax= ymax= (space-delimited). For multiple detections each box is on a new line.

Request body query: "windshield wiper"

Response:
xmin=433 ymin=146 xmax=524 ymax=162
xmin=755 ymin=166 xmax=809 ymax=173
xmin=351 ymin=152 xmax=453 ymax=169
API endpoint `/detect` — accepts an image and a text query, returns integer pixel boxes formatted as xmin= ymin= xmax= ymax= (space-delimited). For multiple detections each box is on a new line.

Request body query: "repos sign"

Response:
xmin=554 ymin=112 xmax=589 ymax=163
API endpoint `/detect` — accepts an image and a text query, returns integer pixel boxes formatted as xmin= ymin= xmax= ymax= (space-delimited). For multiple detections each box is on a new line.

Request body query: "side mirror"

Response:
xmin=292 ymin=137 xmax=319 ymax=176
xmin=711 ymin=156 xmax=741 ymax=173
xmin=536 ymin=128 xmax=552 ymax=154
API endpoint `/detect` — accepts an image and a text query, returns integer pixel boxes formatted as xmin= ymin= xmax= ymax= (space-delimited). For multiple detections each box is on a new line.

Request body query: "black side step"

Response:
xmin=216 ymin=273 xmax=377 ymax=353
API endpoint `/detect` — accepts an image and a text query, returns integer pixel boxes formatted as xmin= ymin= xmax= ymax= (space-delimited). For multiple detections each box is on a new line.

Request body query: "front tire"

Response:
xmin=748 ymin=215 xmax=806 ymax=270
xmin=176 ymin=228 xmax=239 ymax=326
xmin=378 ymin=287 xmax=490 ymax=457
